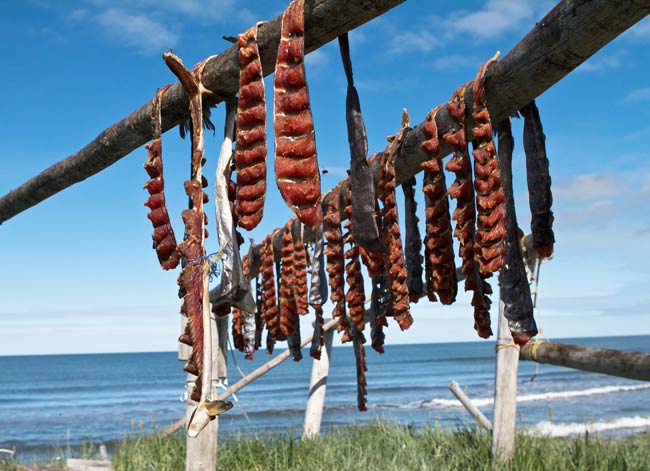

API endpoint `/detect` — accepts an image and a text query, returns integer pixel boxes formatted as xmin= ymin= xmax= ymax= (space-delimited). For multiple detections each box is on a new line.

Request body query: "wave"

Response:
xmin=375 ymin=383 xmax=650 ymax=410
xmin=529 ymin=416 xmax=650 ymax=437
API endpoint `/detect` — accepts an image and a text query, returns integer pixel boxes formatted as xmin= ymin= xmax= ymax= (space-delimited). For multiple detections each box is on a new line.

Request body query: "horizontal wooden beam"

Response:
xmin=519 ymin=341 xmax=650 ymax=381
xmin=1 ymin=0 xmax=648 ymax=224
xmin=0 ymin=0 xmax=405 ymax=224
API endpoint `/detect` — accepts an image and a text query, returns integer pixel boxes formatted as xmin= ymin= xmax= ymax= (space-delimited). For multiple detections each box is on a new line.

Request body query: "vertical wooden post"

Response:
xmin=180 ymin=314 xmax=221 ymax=471
xmin=302 ymin=326 xmax=334 ymax=439
xmin=491 ymin=300 xmax=520 ymax=463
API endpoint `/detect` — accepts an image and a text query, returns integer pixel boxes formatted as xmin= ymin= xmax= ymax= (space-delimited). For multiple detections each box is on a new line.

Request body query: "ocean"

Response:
xmin=1 ymin=335 xmax=648 ymax=463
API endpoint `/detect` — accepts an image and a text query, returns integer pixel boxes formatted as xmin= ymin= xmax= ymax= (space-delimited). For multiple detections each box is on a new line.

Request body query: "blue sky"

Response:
xmin=1 ymin=1 xmax=649 ymax=355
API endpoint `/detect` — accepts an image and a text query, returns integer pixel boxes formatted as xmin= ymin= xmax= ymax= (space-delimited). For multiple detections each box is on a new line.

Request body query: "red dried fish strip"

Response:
xmin=279 ymin=220 xmax=299 ymax=338
xmin=443 ymin=86 xmax=492 ymax=338
xmin=144 ymin=85 xmax=180 ymax=271
xmin=471 ymin=56 xmax=506 ymax=275
xmin=343 ymin=182 xmax=366 ymax=333
xmin=260 ymin=233 xmax=283 ymax=343
xmin=378 ymin=131 xmax=413 ymax=331
xmin=496 ymin=119 xmax=538 ymax=345
xmin=164 ymin=53 xmax=211 ymax=402
xmin=292 ymin=219 xmax=309 ymax=316
xmin=520 ymin=101 xmax=555 ymax=258
xmin=235 ymin=25 xmax=267 ymax=230
xmin=421 ymin=105 xmax=457 ymax=305
xmin=273 ymin=0 xmax=322 ymax=229
xmin=323 ymin=184 xmax=352 ymax=342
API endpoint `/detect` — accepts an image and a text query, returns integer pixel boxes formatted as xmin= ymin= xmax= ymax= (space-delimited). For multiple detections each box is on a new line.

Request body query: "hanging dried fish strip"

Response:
xmin=420 ymin=105 xmax=457 ymax=305
xmin=496 ymin=119 xmax=538 ymax=345
xmin=471 ymin=55 xmax=506 ymax=275
xmin=342 ymin=182 xmax=367 ymax=333
xmin=323 ymin=186 xmax=352 ymax=342
xmin=241 ymin=250 xmax=257 ymax=359
xmin=292 ymin=218 xmax=309 ymax=316
xmin=232 ymin=305 xmax=244 ymax=352
xmin=279 ymin=220 xmax=299 ymax=338
xmin=350 ymin=321 xmax=368 ymax=412
xmin=164 ymin=53 xmax=210 ymax=402
xmin=520 ymin=101 xmax=554 ymax=258
xmin=358 ymin=154 xmax=387 ymax=278
xmin=338 ymin=32 xmax=386 ymax=255
xmin=260 ymin=232 xmax=283 ymax=343
xmin=308 ymin=223 xmax=327 ymax=359
xmin=369 ymin=273 xmax=389 ymax=354
xmin=254 ymin=274 xmax=264 ymax=351
xmin=144 ymin=85 xmax=180 ymax=271
xmin=378 ymin=130 xmax=412 ymax=330
xmin=401 ymin=177 xmax=424 ymax=303
xmin=211 ymin=101 xmax=256 ymax=315
xmin=235 ymin=24 xmax=267 ymax=230
xmin=273 ymin=0 xmax=322 ymax=228
xmin=442 ymin=87 xmax=492 ymax=338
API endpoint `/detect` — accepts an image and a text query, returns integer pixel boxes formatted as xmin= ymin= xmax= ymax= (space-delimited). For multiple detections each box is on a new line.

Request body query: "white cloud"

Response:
xmin=622 ymin=87 xmax=650 ymax=104
xmin=305 ymin=49 xmax=330 ymax=68
xmin=625 ymin=17 xmax=650 ymax=41
xmin=553 ymin=174 xmax=619 ymax=201
xmin=430 ymin=54 xmax=479 ymax=70
xmin=96 ymin=8 xmax=179 ymax=53
xmin=577 ymin=49 xmax=628 ymax=73
xmin=387 ymin=30 xmax=440 ymax=55
xmin=447 ymin=0 xmax=536 ymax=40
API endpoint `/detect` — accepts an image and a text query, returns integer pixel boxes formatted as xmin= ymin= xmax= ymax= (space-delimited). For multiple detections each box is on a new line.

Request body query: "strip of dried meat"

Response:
xmin=279 ymin=220 xmax=299 ymax=338
xmin=235 ymin=24 xmax=267 ymax=230
xmin=520 ymin=100 xmax=555 ymax=258
xmin=342 ymin=181 xmax=366 ymax=333
xmin=401 ymin=177 xmax=424 ymax=303
xmin=496 ymin=119 xmax=538 ymax=345
xmin=273 ymin=0 xmax=322 ymax=228
xmin=378 ymin=129 xmax=412 ymax=330
xmin=338 ymin=32 xmax=386 ymax=255
xmin=144 ymin=85 xmax=180 ymax=271
xmin=421 ymin=105 xmax=457 ymax=305
xmin=292 ymin=218 xmax=309 ymax=316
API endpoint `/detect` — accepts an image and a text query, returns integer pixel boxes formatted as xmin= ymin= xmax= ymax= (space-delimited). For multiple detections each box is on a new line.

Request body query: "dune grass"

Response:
xmin=109 ymin=421 xmax=650 ymax=471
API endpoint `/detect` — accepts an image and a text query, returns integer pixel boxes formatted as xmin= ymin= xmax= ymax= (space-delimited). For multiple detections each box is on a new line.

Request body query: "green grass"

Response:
xmin=3 ymin=422 xmax=648 ymax=470
xmin=109 ymin=421 xmax=650 ymax=471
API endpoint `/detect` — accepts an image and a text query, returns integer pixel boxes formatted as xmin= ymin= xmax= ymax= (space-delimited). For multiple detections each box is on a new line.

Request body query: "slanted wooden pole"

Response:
xmin=303 ymin=325 xmax=335 ymax=439
xmin=163 ymin=317 xmax=341 ymax=436
xmin=2 ymin=0 xmax=648 ymax=224
xmin=491 ymin=300 xmax=520 ymax=463
xmin=448 ymin=380 xmax=492 ymax=431
xmin=520 ymin=341 xmax=650 ymax=381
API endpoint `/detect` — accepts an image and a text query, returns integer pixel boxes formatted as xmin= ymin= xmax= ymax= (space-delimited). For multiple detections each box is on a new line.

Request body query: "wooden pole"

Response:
xmin=448 ymin=381 xmax=492 ymax=431
xmin=520 ymin=341 xmax=650 ymax=381
xmin=491 ymin=300 xmax=520 ymax=464
xmin=184 ymin=373 xmax=218 ymax=471
xmin=1 ymin=0 xmax=648 ymax=224
xmin=302 ymin=326 xmax=335 ymax=439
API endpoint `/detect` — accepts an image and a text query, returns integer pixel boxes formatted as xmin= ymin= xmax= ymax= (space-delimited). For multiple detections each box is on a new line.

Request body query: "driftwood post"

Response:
xmin=491 ymin=300 xmax=520 ymax=463
xmin=302 ymin=325 xmax=335 ymax=439
xmin=448 ymin=381 xmax=492 ymax=431
xmin=179 ymin=314 xmax=224 ymax=471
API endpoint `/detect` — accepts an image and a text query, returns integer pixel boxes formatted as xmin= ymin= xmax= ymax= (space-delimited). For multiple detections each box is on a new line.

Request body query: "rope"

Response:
xmin=185 ymin=244 xmax=232 ymax=281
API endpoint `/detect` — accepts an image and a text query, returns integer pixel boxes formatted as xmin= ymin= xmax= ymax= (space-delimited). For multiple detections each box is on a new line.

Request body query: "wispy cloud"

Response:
xmin=96 ymin=8 xmax=178 ymax=53
xmin=625 ymin=17 xmax=650 ymax=42
xmin=387 ymin=30 xmax=440 ymax=55
xmin=305 ymin=49 xmax=330 ymax=68
xmin=446 ymin=0 xmax=537 ymax=40
xmin=553 ymin=174 xmax=620 ymax=201
xmin=430 ymin=54 xmax=480 ymax=70
xmin=577 ymin=49 xmax=629 ymax=73
xmin=622 ymin=87 xmax=650 ymax=104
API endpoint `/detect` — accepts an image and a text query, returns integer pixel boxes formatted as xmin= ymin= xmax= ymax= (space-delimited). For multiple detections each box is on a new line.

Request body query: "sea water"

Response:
xmin=1 ymin=335 xmax=648 ymax=462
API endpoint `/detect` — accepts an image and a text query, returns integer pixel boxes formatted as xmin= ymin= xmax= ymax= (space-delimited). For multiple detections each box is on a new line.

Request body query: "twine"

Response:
xmin=185 ymin=244 xmax=232 ymax=281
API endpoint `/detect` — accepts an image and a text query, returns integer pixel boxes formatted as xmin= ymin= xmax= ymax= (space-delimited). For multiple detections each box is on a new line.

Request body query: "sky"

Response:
xmin=0 ymin=1 xmax=649 ymax=356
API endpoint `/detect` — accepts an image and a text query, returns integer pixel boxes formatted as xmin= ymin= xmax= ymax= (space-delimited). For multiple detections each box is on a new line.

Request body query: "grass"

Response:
xmin=3 ymin=422 xmax=649 ymax=470
xmin=112 ymin=421 xmax=650 ymax=471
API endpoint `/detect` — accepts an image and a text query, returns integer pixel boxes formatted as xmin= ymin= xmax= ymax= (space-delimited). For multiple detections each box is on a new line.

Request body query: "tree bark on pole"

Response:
xmin=1 ymin=0 xmax=649 ymax=224
xmin=520 ymin=342 xmax=650 ymax=381
xmin=491 ymin=300 xmax=520 ymax=464
xmin=303 ymin=325 xmax=335 ymax=439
